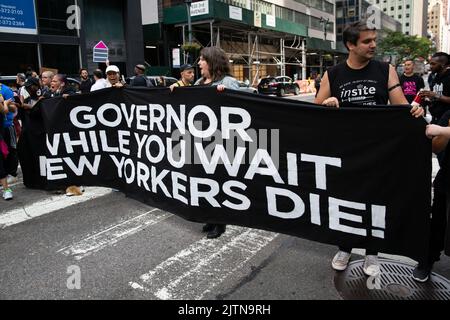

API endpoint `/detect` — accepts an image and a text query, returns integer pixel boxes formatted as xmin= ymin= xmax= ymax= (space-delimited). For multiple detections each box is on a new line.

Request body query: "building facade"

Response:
xmin=142 ymin=0 xmax=338 ymax=81
xmin=335 ymin=0 xmax=402 ymax=41
xmin=0 ymin=0 xmax=145 ymax=77
xmin=366 ymin=0 xmax=428 ymax=37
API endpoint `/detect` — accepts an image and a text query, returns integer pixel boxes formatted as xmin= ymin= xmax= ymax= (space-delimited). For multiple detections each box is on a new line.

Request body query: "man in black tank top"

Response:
xmin=314 ymin=20 xmax=424 ymax=278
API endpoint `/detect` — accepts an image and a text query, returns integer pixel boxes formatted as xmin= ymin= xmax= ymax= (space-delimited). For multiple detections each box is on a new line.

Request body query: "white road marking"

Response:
xmin=0 ymin=187 xmax=112 ymax=227
xmin=57 ymin=208 xmax=171 ymax=260
xmin=129 ymin=226 xmax=278 ymax=300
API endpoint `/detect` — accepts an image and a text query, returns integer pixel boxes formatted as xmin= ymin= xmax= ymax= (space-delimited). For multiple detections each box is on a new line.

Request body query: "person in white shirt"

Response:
xmin=90 ymin=69 xmax=108 ymax=92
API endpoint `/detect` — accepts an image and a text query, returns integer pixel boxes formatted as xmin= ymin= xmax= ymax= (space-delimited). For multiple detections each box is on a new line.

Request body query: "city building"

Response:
xmin=142 ymin=0 xmax=339 ymax=81
xmin=428 ymin=0 xmax=450 ymax=52
xmin=366 ymin=0 xmax=428 ymax=37
xmin=0 ymin=0 xmax=145 ymax=77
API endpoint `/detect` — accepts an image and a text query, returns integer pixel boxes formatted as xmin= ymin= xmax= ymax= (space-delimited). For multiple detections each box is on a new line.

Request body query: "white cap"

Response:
xmin=106 ymin=65 xmax=120 ymax=73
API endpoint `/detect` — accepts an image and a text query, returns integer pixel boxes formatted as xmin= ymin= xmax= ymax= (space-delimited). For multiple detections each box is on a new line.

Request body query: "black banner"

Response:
xmin=18 ymin=87 xmax=432 ymax=262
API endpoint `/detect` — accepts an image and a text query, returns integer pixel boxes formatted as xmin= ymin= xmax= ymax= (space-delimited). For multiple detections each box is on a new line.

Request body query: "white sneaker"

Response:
xmin=363 ymin=255 xmax=381 ymax=276
xmin=2 ymin=188 xmax=13 ymax=200
xmin=332 ymin=251 xmax=352 ymax=271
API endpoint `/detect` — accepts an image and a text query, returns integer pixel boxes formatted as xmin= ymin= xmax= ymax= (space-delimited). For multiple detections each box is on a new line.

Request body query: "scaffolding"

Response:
xmin=177 ymin=20 xmax=315 ymax=82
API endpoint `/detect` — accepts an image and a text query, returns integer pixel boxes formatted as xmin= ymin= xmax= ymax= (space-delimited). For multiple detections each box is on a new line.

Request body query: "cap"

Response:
xmin=24 ymin=77 xmax=40 ymax=87
xmin=180 ymin=64 xmax=194 ymax=72
xmin=106 ymin=65 xmax=120 ymax=74
xmin=135 ymin=64 xmax=146 ymax=71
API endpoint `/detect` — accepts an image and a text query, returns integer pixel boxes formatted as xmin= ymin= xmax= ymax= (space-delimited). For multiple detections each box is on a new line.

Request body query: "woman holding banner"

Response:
xmin=194 ymin=46 xmax=239 ymax=239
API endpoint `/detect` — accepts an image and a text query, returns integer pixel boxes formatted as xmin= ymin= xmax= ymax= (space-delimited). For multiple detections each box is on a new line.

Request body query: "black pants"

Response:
xmin=428 ymin=187 xmax=448 ymax=264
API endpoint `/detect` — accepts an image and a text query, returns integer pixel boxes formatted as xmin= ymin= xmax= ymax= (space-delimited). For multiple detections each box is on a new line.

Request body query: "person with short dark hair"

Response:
xmin=315 ymin=20 xmax=424 ymax=277
xmin=170 ymin=64 xmax=195 ymax=91
xmin=420 ymin=52 xmax=450 ymax=124
xmin=130 ymin=64 xmax=152 ymax=87
xmin=400 ymin=59 xmax=425 ymax=104
xmin=91 ymin=69 xmax=108 ymax=92
xmin=79 ymin=68 xmax=93 ymax=94
xmin=0 ymin=84 xmax=17 ymax=200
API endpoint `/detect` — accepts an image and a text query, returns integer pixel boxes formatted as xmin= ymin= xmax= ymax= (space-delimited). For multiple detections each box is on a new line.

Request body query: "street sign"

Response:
xmin=0 ymin=0 xmax=38 ymax=35
xmin=93 ymin=41 xmax=109 ymax=63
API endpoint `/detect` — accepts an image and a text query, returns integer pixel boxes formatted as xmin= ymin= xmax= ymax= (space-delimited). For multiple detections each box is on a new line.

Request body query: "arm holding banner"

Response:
xmin=426 ymin=123 xmax=450 ymax=153
xmin=314 ymin=72 xmax=340 ymax=108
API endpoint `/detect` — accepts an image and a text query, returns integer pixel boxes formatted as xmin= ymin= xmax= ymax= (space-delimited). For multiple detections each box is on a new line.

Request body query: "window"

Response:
xmin=41 ymin=44 xmax=80 ymax=75
xmin=0 ymin=42 xmax=39 ymax=75
xmin=37 ymin=0 xmax=78 ymax=36
xmin=324 ymin=1 xmax=334 ymax=14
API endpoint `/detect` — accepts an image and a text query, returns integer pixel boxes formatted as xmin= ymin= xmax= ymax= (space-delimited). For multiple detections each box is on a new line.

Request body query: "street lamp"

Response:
xmin=185 ymin=0 xmax=193 ymax=63
xmin=319 ymin=17 xmax=330 ymax=76
xmin=185 ymin=0 xmax=193 ymax=44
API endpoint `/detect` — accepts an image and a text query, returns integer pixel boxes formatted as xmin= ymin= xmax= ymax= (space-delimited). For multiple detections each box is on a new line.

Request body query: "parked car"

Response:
xmin=237 ymin=81 xmax=258 ymax=94
xmin=126 ymin=75 xmax=178 ymax=87
xmin=258 ymin=76 xmax=300 ymax=97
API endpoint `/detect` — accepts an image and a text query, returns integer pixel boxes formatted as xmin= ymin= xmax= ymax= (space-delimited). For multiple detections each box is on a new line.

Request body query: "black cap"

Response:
xmin=24 ymin=77 xmax=40 ymax=87
xmin=180 ymin=64 xmax=194 ymax=72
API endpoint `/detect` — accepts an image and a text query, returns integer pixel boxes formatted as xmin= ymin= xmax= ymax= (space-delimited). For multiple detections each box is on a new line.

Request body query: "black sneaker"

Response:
xmin=202 ymin=223 xmax=215 ymax=233
xmin=412 ymin=263 xmax=432 ymax=282
xmin=206 ymin=224 xmax=226 ymax=239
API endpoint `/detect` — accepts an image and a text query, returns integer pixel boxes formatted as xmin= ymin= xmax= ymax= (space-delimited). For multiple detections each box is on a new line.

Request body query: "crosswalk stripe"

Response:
xmin=0 ymin=187 xmax=112 ymax=228
xmin=57 ymin=208 xmax=171 ymax=260
xmin=129 ymin=226 xmax=278 ymax=300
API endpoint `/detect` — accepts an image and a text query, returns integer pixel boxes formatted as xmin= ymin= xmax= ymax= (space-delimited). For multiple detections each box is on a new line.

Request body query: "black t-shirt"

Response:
xmin=79 ymin=78 xmax=93 ymax=94
xmin=131 ymin=75 xmax=151 ymax=87
xmin=430 ymin=69 xmax=450 ymax=123
xmin=328 ymin=60 xmax=390 ymax=106
xmin=400 ymin=73 xmax=425 ymax=103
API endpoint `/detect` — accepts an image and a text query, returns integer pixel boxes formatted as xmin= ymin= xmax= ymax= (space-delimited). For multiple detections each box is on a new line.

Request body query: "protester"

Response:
xmin=314 ymin=20 xmax=423 ymax=277
xmin=194 ymin=46 xmax=239 ymax=239
xmin=170 ymin=63 xmax=195 ymax=91
xmin=130 ymin=64 xmax=151 ymax=87
xmin=16 ymin=73 xmax=26 ymax=91
xmin=48 ymin=74 xmax=81 ymax=196
xmin=415 ymin=118 xmax=450 ymax=282
xmin=420 ymin=52 xmax=450 ymax=124
xmin=400 ymin=59 xmax=425 ymax=104
xmin=79 ymin=68 xmax=93 ymax=94
xmin=18 ymin=77 xmax=40 ymax=131
xmin=105 ymin=65 xmax=124 ymax=88
xmin=50 ymin=74 xmax=77 ymax=98
xmin=40 ymin=70 xmax=55 ymax=99
xmin=314 ymin=73 xmax=321 ymax=97
xmin=0 ymin=95 xmax=17 ymax=200
xmin=90 ymin=69 xmax=108 ymax=92
xmin=0 ymin=83 xmax=18 ymax=188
